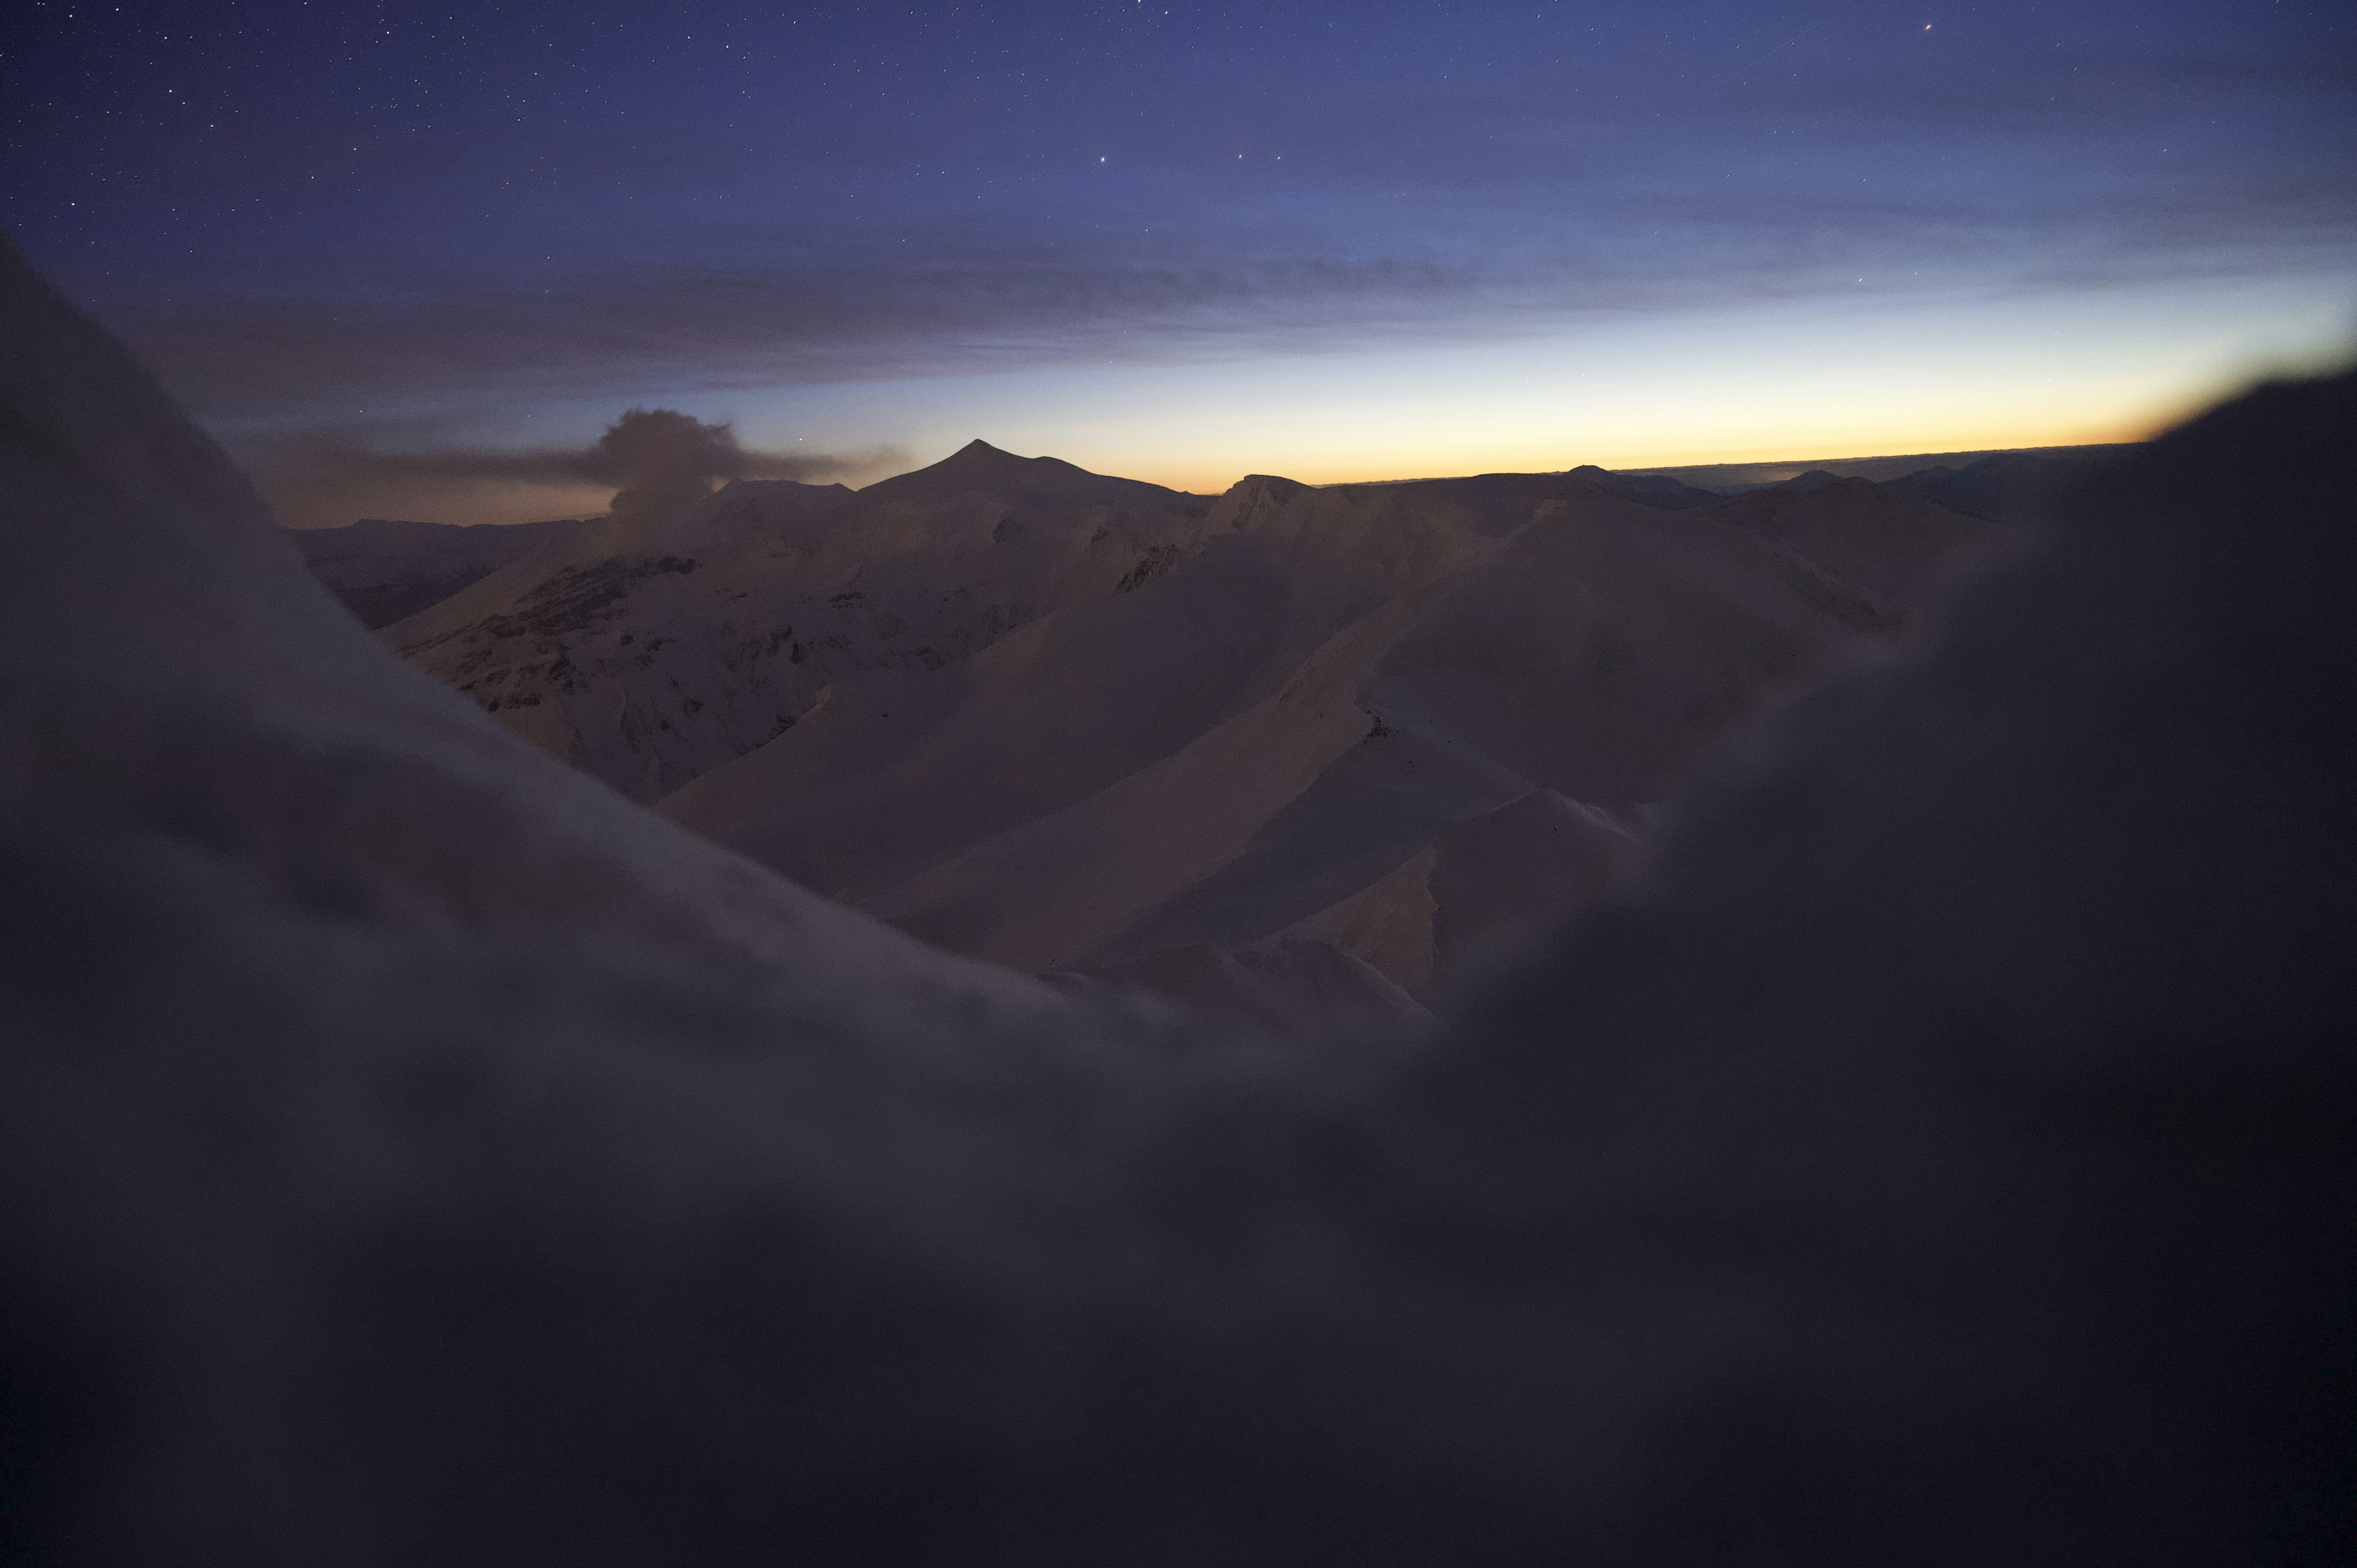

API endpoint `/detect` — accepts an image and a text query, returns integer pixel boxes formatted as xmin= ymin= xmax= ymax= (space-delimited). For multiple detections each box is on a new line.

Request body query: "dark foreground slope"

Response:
xmin=2 ymin=231 xmax=2352 ymax=1564
xmin=0 ymin=238 xmax=1054 ymax=1013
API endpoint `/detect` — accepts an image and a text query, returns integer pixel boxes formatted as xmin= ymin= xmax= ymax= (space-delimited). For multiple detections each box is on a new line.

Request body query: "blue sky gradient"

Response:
xmin=6 ymin=0 xmax=2351 ymax=518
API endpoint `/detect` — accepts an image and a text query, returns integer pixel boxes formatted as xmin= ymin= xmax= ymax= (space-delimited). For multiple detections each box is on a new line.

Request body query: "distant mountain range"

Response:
xmin=1879 ymin=447 xmax=2120 ymax=523
xmin=368 ymin=442 xmax=1220 ymax=801
xmin=1624 ymin=442 xmax=2130 ymax=519
xmin=288 ymin=440 xmax=2034 ymax=1030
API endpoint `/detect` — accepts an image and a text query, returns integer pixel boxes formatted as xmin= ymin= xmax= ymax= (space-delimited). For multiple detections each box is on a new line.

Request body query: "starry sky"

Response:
xmin=5 ymin=0 xmax=2353 ymax=524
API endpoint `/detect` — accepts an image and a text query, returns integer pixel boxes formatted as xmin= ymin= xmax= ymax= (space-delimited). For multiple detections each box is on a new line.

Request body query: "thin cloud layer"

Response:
xmin=120 ymin=251 xmax=1482 ymax=416
xmin=5 ymin=0 xmax=2348 ymax=466
xmin=250 ymin=412 xmax=906 ymax=529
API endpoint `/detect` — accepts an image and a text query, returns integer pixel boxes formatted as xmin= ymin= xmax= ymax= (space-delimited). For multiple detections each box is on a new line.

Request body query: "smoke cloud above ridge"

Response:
xmin=594 ymin=409 xmax=745 ymax=527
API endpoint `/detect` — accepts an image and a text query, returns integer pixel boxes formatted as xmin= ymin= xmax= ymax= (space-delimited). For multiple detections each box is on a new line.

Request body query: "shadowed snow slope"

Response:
xmin=1887 ymin=447 xmax=2116 ymax=526
xmin=662 ymin=465 xmax=2017 ymax=1015
xmin=350 ymin=437 xmax=2009 ymax=1027
xmin=4 ymin=231 xmax=2351 ymax=1563
xmin=292 ymin=514 xmax=597 ymax=629
xmin=0 ymin=231 xmax=1051 ymax=1013
xmin=379 ymin=440 xmax=1217 ymax=801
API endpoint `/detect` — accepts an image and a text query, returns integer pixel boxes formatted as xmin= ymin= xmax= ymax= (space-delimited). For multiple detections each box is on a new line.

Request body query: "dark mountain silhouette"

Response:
xmin=1562 ymin=462 xmax=1723 ymax=510
xmin=862 ymin=437 xmax=1189 ymax=509
xmin=1887 ymin=448 xmax=2116 ymax=525
xmin=1776 ymin=467 xmax=1846 ymax=490
xmin=1618 ymin=442 xmax=2135 ymax=496
xmin=1704 ymin=473 xmax=2026 ymax=624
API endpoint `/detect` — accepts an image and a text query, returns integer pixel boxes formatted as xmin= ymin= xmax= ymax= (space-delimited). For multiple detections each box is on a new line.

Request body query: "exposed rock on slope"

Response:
xmin=381 ymin=441 xmax=1217 ymax=801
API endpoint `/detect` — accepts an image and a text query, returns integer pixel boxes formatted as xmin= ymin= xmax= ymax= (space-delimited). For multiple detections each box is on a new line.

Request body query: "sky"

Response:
xmin=4 ymin=0 xmax=2352 ymax=524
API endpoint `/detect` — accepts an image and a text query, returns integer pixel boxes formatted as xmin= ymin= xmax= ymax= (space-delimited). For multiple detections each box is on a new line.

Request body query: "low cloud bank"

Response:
xmin=249 ymin=411 xmax=907 ymax=529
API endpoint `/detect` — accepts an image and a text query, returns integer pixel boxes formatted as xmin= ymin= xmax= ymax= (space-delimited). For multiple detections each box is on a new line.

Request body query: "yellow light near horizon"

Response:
xmin=998 ymin=280 xmax=2352 ymax=492
xmin=291 ymin=270 xmax=2351 ymax=522
xmin=1039 ymin=371 xmax=2177 ymax=495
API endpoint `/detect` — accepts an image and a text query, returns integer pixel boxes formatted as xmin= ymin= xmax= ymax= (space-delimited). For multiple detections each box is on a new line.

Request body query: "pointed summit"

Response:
xmin=932 ymin=438 xmax=1044 ymax=474
xmin=861 ymin=439 xmax=1190 ymax=508
xmin=1779 ymin=469 xmax=1849 ymax=491
xmin=862 ymin=438 xmax=1068 ymax=496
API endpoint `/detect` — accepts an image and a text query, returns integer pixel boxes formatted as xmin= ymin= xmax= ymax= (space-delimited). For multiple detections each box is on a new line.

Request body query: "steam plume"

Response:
xmin=592 ymin=409 xmax=742 ymax=525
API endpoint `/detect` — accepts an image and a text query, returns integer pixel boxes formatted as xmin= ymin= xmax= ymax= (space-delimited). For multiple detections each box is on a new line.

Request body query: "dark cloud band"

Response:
xmin=248 ymin=415 xmax=906 ymax=529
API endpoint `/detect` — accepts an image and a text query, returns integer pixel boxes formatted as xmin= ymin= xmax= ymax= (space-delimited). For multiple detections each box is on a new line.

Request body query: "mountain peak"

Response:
xmin=861 ymin=437 xmax=1142 ymax=501
xmin=1782 ymin=469 xmax=1847 ymax=489
xmin=1559 ymin=465 xmax=1724 ymax=512
xmin=919 ymin=438 xmax=1049 ymax=480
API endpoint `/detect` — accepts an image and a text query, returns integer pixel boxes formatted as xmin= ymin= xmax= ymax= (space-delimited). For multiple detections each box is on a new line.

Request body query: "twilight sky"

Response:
xmin=6 ymin=0 xmax=2353 ymax=524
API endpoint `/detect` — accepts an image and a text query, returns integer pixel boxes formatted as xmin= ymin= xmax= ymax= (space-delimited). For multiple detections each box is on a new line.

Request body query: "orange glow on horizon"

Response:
xmin=261 ymin=274 xmax=2353 ymax=525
